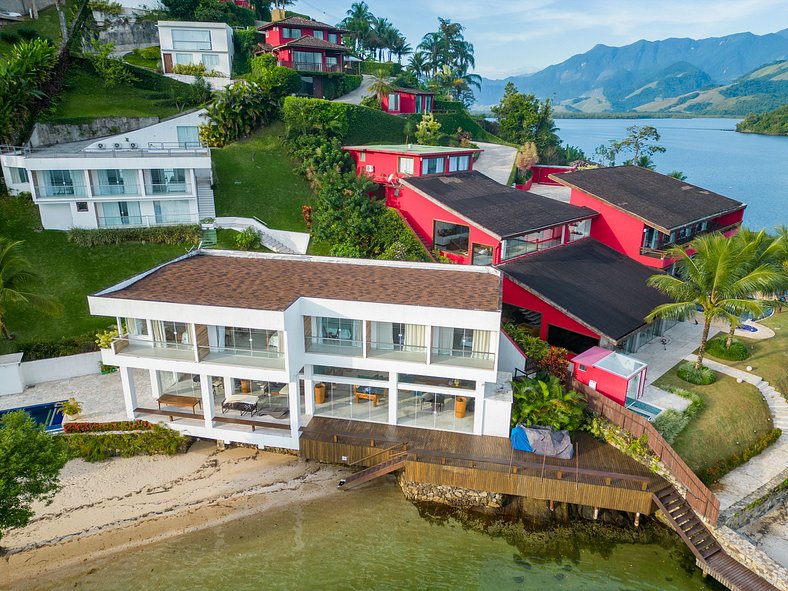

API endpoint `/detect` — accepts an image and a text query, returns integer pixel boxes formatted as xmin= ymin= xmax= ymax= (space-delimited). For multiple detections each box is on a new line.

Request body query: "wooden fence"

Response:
xmin=571 ymin=377 xmax=720 ymax=524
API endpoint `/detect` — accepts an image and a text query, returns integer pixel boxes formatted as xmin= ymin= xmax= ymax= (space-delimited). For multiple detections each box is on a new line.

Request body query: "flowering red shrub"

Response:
xmin=539 ymin=346 xmax=570 ymax=378
xmin=63 ymin=420 xmax=154 ymax=433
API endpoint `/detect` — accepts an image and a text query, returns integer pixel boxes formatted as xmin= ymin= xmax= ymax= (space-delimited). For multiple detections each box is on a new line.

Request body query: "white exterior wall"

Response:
xmin=84 ymin=109 xmax=208 ymax=150
xmin=158 ymin=22 xmax=233 ymax=78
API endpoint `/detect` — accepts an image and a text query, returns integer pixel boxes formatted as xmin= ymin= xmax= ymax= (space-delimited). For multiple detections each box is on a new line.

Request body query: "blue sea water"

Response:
xmin=554 ymin=118 xmax=788 ymax=232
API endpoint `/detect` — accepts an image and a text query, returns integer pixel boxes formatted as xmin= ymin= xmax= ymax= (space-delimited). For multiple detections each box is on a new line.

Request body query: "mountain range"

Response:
xmin=476 ymin=29 xmax=788 ymax=114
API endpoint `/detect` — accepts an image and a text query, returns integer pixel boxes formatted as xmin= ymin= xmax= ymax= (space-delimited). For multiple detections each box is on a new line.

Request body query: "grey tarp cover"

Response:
xmin=512 ymin=424 xmax=574 ymax=459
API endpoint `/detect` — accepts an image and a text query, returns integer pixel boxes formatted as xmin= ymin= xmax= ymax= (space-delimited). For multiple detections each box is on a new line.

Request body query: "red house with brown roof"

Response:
xmin=257 ymin=15 xmax=348 ymax=74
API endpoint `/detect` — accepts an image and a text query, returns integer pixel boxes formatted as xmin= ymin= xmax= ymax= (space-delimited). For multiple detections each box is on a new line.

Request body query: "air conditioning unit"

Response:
xmin=113 ymin=142 xmax=121 ymax=149
xmin=97 ymin=143 xmax=105 ymax=149
xmin=364 ymin=164 xmax=374 ymax=173
xmin=130 ymin=142 xmax=138 ymax=149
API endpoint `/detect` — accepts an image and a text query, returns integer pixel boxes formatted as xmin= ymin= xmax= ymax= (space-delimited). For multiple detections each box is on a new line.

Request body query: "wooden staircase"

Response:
xmin=338 ymin=452 xmax=409 ymax=490
xmin=652 ymin=483 xmax=778 ymax=591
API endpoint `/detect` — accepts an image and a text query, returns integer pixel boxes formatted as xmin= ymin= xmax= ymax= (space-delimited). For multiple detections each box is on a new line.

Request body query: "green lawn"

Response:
xmin=723 ymin=311 xmax=788 ymax=397
xmin=123 ymin=47 xmax=162 ymax=71
xmin=212 ymin=122 xmax=313 ymax=232
xmin=0 ymin=0 xmax=79 ymax=55
xmin=47 ymin=59 xmax=187 ymax=123
xmin=654 ymin=369 xmax=773 ymax=480
xmin=0 ymin=196 xmax=185 ymax=354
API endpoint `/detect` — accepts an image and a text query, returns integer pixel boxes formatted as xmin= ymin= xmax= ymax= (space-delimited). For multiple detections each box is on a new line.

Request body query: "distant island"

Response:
xmin=736 ymin=105 xmax=788 ymax=136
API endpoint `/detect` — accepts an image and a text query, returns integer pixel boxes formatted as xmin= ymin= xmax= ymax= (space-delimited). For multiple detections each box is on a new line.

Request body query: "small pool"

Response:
xmin=625 ymin=398 xmax=663 ymax=421
xmin=0 ymin=400 xmax=67 ymax=433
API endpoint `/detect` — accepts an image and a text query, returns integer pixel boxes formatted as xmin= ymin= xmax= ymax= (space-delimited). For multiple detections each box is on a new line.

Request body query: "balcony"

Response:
xmin=430 ymin=348 xmax=496 ymax=370
xmin=640 ymin=221 xmax=742 ymax=258
xmin=279 ymin=60 xmax=343 ymax=73
xmin=34 ymin=184 xmax=88 ymax=198
xmin=199 ymin=346 xmax=285 ymax=370
xmin=111 ymin=337 xmax=195 ymax=361
xmin=145 ymin=182 xmax=192 ymax=195
xmin=98 ymin=213 xmax=199 ymax=228
xmin=91 ymin=183 xmax=141 ymax=197
xmin=305 ymin=336 xmax=362 ymax=357
xmin=367 ymin=342 xmax=427 ymax=363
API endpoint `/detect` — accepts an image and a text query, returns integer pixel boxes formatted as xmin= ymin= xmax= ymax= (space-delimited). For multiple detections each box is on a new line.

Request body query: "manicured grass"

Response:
xmin=212 ymin=228 xmax=271 ymax=253
xmin=654 ymin=369 xmax=772 ymax=480
xmin=123 ymin=47 xmax=161 ymax=71
xmin=0 ymin=196 xmax=185 ymax=355
xmin=211 ymin=122 xmax=313 ymax=232
xmin=47 ymin=59 xmax=186 ymax=123
xmin=0 ymin=0 xmax=79 ymax=55
xmin=726 ymin=311 xmax=788 ymax=397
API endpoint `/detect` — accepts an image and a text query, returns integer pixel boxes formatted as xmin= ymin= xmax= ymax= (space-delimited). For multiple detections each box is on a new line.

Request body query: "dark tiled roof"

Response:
xmin=101 ymin=253 xmax=501 ymax=313
xmin=498 ymin=240 xmax=671 ymax=341
xmin=276 ymin=35 xmax=348 ymax=52
xmin=403 ymin=171 xmax=598 ymax=239
xmin=553 ymin=166 xmax=746 ymax=233
xmin=259 ymin=16 xmax=347 ymax=32
xmin=391 ymin=87 xmax=434 ymax=94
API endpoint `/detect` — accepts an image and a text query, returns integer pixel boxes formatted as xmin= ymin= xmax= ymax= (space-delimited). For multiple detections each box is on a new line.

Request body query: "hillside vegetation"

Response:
xmin=735 ymin=104 xmax=788 ymax=136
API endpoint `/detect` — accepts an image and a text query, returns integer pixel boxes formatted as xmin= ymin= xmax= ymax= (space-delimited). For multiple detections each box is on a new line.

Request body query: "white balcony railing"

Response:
xmin=98 ymin=213 xmax=199 ymax=228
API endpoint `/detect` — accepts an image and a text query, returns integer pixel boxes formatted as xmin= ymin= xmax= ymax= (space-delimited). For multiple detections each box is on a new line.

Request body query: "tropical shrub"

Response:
xmin=95 ymin=326 xmax=119 ymax=349
xmin=66 ymin=225 xmax=201 ymax=246
xmin=85 ymin=40 xmax=139 ymax=88
xmin=234 ymin=226 xmax=260 ymax=250
xmin=64 ymin=420 xmax=155 ymax=433
xmin=172 ymin=62 xmax=223 ymax=77
xmin=60 ymin=398 xmax=83 ymax=417
xmin=59 ymin=425 xmax=191 ymax=462
xmin=676 ymin=361 xmax=717 ymax=385
xmin=511 ymin=374 xmax=585 ymax=431
xmin=88 ymin=0 xmax=123 ymax=14
xmin=705 ymin=336 xmax=750 ymax=361
xmin=415 ymin=113 xmax=443 ymax=145
xmin=501 ymin=324 xmax=569 ymax=378
xmin=199 ymin=81 xmax=280 ymax=147
xmin=16 ymin=333 xmax=98 ymax=361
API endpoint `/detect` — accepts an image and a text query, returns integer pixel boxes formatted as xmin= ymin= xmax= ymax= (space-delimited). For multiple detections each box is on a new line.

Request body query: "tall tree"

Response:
xmin=0 ymin=238 xmax=61 ymax=340
xmin=0 ymin=411 xmax=68 ymax=542
xmin=646 ymin=233 xmax=783 ymax=370
xmin=594 ymin=125 xmax=666 ymax=167
xmin=340 ymin=1 xmax=374 ymax=54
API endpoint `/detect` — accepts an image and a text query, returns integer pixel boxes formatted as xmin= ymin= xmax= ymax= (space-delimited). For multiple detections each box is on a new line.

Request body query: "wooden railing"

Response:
xmin=571 ymin=378 xmax=720 ymax=524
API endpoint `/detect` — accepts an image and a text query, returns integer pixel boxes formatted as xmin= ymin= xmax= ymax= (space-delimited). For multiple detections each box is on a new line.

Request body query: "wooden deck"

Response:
xmin=300 ymin=417 xmax=661 ymax=515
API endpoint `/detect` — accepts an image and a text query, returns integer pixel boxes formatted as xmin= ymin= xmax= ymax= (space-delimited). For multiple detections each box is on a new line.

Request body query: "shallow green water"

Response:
xmin=29 ymin=480 xmax=720 ymax=591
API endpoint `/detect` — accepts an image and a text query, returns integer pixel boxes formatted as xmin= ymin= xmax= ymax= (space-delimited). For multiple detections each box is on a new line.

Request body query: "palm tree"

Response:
xmin=668 ymin=170 xmax=687 ymax=180
xmin=391 ymin=36 xmax=412 ymax=65
xmin=367 ymin=72 xmax=393 ymax=105
xmin=645 ymin=233 xmax=783 ymax=370
xmin=340 ymin=1 xmax=374 ymax=54
xmin=0 ymin=238 xmax=62 ymax=340
xmin=408 ymin=52 xmax=429 ymax=83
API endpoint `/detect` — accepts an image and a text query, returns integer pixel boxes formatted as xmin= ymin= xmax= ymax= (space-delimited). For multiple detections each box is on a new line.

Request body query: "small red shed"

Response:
xmin=381 ymin=88 xmax=435 ymax=114
xmin=572 ymin=346 xmax=647 ymax=406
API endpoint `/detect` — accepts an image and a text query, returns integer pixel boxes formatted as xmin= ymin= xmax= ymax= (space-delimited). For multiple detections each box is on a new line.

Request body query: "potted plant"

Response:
xmin=61 ymin=397 xmax=83 ymax=420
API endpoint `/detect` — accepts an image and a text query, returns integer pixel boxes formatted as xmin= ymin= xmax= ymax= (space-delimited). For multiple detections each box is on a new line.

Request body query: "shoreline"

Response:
xmin=0 ymin=443 xmax=348 ymax=587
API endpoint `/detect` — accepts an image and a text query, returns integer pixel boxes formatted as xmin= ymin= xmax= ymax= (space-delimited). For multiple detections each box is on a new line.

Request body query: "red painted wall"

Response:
xmin=502 ymin=277 xmax=600 ymax=343
xmin=345 ymin=149 xmax=477 ymax=184
xmin=573 ymin=364 xmax=629 ymax=405
xmin=264 ymin=26 xmax=341 ymax=47
xmin=533 ymin=165 xmax=576 ymax=185
xmin=388 ymin=185 xmax=501 ymax=264
xmin=382 ymin=92 xmax=433 ymax=114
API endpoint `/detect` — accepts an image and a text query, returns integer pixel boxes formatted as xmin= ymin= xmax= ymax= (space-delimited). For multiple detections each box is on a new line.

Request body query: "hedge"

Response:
xmin=59 ymin=425 xmax=192 ymax=462
xmin=698 ymin=428 xmax=782 ymax=484
xmin=344 ymin=103 xmax=408 ymax=144
xmin=427 ymin=111 xmax=505 ymax=143
xmin=677 ymin=361 xmax=717 ymax=385
xmin=705 ymin=336 xmax=750 ymax=361
xmin=67 ymin=224 xmax=201 ymax=246
xmin=18 ymin=332 xmax=98 ymax=361
xmin=359 ymin=61 xmax=401 ymax=76
xmin=652 ymin=387 xmax=703 ymax=443
xmin=64 ymin=420 xmax=155 ymax=433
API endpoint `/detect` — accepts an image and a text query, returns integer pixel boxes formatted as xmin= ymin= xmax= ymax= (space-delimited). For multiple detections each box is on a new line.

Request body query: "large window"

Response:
xmin=433 ymin=220 xmax=469 ymax=255
xmin=93 ymin=169 xmax=138 ymax=196
xmin=568 ymin=219 xmax=590 ymax=242
xmin=172 ymin=28 xmax=211 ymax=50
xmin=422 ymin=157 xmax=445 ymax=175
xmin=448 ymin=155 xmax=470 ymax=172
xmin=502 ymin=226 xmax=564 ymax=260
xmin=175 ymin=53 xmax=193 ymax=65
xmin=201 ymin=53 xmax=219 ymax=68
xmin=153 ymin=199 xmax=192 ymax=224
xmin=148 ymin=168 xmax=187 ymax=194
xmin=398 ymin=157 xmax=414 ymax=175
xmin=432 ymin=327 xmax=493 ymax=359
xmin=9 ymin=167 xmax=28 ymax=184
xmin=40 ymin=170 xmax=86 ymax=197
xmin=293 ymin=50 xmax=322 ymax=70
xmin=327 ymin=33 xmax=338 ymax=44
xmin=219 ymin=326 xmax=281 ymax=357
xmin=387 ymin=93 xmax=400 ymax=111
xmin=313 ymin=30 xmax=324 ymax=40
xmin=471 ymin=244 xmax=493 ymax=266
xmin=100 ymin=201 xmax=142 ymax=227
xmin=369 ymin=322 xmax=427 ymax=359
xmin=176 ymin=126 xmax=200 ymax=148
xmin=151 ymin=320 xmax=191 ymax=349
xmin=282 ymin=27 xmax=301 ymax=38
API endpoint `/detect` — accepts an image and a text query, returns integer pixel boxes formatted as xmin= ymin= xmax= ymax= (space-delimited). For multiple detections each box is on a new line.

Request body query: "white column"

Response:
xmin=473 ymin=381 xmax=485 ymax=435
xmin=362 ymin=320 xmax=368 ymax=358
xmin=288 ymin=379 xmax=300 ymax=442
xmin=200 ymin=374 xmax=214 ymax=430
xmin=120 ymin=366 xmax=138 ymax=420
xmin=303 ymin=364 xmax=315 ymax=416
xmin=425 ymin=326 xmax=433 ymax=364
xmin=388 ymin=372 xmax=398 ymax=425
xmin=149 ymin=369 xmax=162 ymax=400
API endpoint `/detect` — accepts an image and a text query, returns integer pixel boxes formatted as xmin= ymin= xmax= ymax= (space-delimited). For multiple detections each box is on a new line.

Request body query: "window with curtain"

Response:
xmin=398 ymin=157 xmax=414 ymax=175
xmin=126 ymin=318 xmax=149 ymax=337
xmin=219 ymin=326 xmax=281 ymax=356
xmin=201 ymin=53 xmax=219 ymax=68
xmin=95 ymin=169 xmax=137 ymax=195
xmin=148 ymin=168 xmax=187 ymax=193
xmin=387 ymin=93 xmax=400 ymax=111
xmin=422 ymin=157 xmax=445 ymax=175
xmin=175 ymin=53 xmax=194 ymax=65
xmin=10 ymin=167 xmax=28 ymax=183
xmin=176 ymin=126 xmax=200 ymax=148
xmin=313 ymin=30 xmax=324 ymax=40
xmin=328 ymin=33 xmax=338 ymax=43
xmin=153 ymin=199 xmax=191 ymax=224
xmin=171 ymin=28 xmax=211 ymax=50
xmin=151 ymin=320 xmax=190 ymax=347
xmin=44 ymin=170 xmax=75 ymax=195
xmin=425 ymin=96 xmax=433 ymax=111
xmin=415 ymin=95 xmax=423 ymax=113
xmin=448 ymin=155 xmax=470 ymax=172
xmin=100 ymin=201 xmax=141 ymax=227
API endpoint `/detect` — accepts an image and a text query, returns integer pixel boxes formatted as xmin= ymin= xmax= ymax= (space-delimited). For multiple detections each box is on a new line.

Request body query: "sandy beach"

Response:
xmin=0 ymin=442 xmax=347 ymax=587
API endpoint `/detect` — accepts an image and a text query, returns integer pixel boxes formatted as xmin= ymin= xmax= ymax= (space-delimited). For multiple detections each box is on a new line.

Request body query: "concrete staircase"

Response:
xmin=195 ymin=174 xmax=216 ymax=220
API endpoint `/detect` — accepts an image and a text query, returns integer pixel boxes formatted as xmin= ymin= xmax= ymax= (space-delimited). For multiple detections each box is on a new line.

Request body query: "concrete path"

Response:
xmin=527 ymin=183 xmax=571 ymax=202
xmin=473 ymin=142 xmax=517 ymax=185
xmin=214 ymin=216 xmax=310 ymax=254
xmin=682 ymin=353 xmax=788 ymax=511
xmin=334 ymin=74 xmax=374 ymax=105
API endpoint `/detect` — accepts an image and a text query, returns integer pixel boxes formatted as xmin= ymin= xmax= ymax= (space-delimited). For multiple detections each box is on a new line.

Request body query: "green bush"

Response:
xmin=235 ymin=226 xmax=260 ymax=250
xmin=376 ymin=209 xmax=430 ymax=262
xmin=344 ymin=103 xmax=408 ymax=144
xmin=360 ymin=61 xmax=401 ymax=76
xmin=344 ymin=74 xmax=363 ymax=94
xmin=705 ymin=336 xmax=750 ymax=361
xmin=676 ymin=361 xmax=718 ymax=385
xmin=139 ymin=45 xmax=161 ymax=60
xmin=17 ymin=332 xmax=99 ymax=361
xmin=172 ymin=62 xmax=223 ymax=77
xmin=88 ymin=0 xmax=123 ymax=14
xmin=652 ymin=387 xmax=704 ymax=444
xmin=698 ymin=428 xmax=782 ymax=484
xmin=511 ymin=374 xmax=585 ymax=431
xmin=0 ymin=31 xmax=21 ymax=45
xmin=66 ymin=225 xmax=201 ymax=247
xmin=59 ymin=425 xmax=191 ymax=462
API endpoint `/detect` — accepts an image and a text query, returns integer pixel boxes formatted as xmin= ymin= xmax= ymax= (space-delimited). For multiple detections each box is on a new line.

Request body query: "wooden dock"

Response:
xmin=300 ymin=417 xmax=660 ymax=515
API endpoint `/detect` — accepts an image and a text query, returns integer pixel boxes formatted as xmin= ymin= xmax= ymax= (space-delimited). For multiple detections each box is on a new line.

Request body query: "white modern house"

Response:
xmin=88 ymin=251 xmax=513 ymax=450
xmin=0 ymin=110 xmax=215 ymax=231
xmin=158 ymin=21 xmax=234 ymax=78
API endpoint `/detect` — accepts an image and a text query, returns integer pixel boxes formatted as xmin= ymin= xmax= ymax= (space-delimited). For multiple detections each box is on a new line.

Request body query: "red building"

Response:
xmin=344 ymin=144 xmax=480 ymax=186
xmin=554 ymin=166 xmax=746 ymax=270
xmin=381 ymin=88 xmax=435 ymax=114
xmin=572 ymin=347 xmax=648 ymax=406
xmin=257 ymin=16 xmax=349 ymax=85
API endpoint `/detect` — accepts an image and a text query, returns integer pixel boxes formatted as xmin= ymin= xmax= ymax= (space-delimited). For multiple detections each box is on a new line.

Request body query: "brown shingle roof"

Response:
xmin=258 ymin=16 xmax=348 ymax=33
xmin=100 ymin=253 xmax=501 ymax=312
xmin=553 ymin=166 xmax=746 ymax=233
xmin=276 ymin=35 xmax=348 ymax=52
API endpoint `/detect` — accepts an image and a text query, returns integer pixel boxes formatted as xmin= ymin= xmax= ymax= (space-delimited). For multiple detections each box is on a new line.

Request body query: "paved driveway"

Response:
xmin=334 ymin=74 xmax=374 ymax=105
xmin=474 ymin=142 xmax=517 ymax=185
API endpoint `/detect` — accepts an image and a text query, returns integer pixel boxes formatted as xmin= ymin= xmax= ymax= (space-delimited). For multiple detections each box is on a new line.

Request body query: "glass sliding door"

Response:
xmin=153 ymin=199 xmax=192 ymax=225
xmin=396 ymin=387 xmax=474 ymax=433
xmin=148 ymin=169 xmax=188 ymax=194
xmin=100 ymin=201 xmax=142 ymax=227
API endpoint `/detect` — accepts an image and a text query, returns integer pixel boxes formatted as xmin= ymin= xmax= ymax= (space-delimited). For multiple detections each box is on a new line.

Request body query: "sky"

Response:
xmin=290 ymin=0 xmax=788 ymax=79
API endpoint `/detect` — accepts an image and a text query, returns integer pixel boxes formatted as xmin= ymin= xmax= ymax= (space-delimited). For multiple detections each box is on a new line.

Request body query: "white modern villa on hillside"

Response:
xmin=0 ymin=111 xmax=215 ymax=231
xmin=88 ymin=251 xmax=514 ymax=450
xmin=158 ymin=21 xmax=234 ymax=78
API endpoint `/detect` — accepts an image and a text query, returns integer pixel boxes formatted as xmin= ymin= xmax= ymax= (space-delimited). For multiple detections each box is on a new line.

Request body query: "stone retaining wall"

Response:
xmin=722 ymin=468 xmax=788 ymax=529
xmin=398 ymin=477 xmax=503 ymax=509
xmin=711 ymin=525 xmax=788 ymax=591
xmin=29 ymin=117 xmax=159 ymax=147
